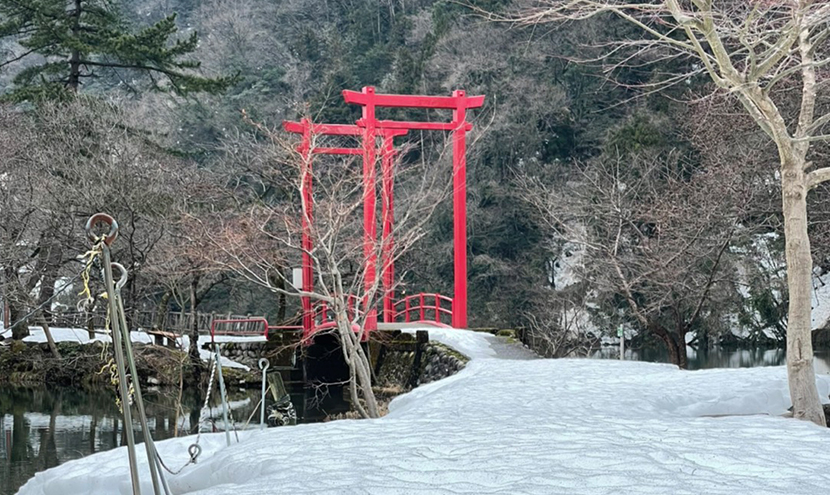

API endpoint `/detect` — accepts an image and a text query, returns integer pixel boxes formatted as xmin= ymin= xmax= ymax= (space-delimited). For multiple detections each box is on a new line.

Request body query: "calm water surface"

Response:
xmin=0 ymin=382 xmax=349 ymax=495
xmin=593 ymin=346 xmax=830 ymax=374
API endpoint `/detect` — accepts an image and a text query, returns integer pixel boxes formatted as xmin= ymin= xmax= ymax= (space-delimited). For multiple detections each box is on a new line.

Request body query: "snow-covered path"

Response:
xmin=18 ymin=330 xmax=830 ymax=495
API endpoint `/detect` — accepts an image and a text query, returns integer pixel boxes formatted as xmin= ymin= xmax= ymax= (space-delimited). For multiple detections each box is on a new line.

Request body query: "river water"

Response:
xmin=0 ymin=382 xmax=350 ymax=495
xmin=592 ymin=346 xmax=830 ymax=373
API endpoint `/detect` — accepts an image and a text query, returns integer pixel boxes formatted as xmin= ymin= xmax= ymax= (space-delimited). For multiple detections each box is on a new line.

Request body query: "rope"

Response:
xmin=155 ymin=358 xmax=217 ymax=476
xmin=98 ymin=358 xmax=134 ymax=413
xmin=77 ymin=240 xmax=105 ymax=312
xmin=155 ymin=444 xmax=202 ymax=476
xmin=196 ymin=357 xmax=218 ymax=443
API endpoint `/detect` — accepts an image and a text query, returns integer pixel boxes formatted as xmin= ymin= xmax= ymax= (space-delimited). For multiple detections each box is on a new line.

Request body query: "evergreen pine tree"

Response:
xmin=0 ymin=0 xmax=238 ymax=101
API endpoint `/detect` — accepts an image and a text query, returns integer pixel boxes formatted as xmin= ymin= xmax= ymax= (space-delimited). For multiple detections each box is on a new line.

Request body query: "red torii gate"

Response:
xmin=282 ymin=118 xmax=407 ymax=340
xmin=343 ymin=86 xmax=485 ymax=329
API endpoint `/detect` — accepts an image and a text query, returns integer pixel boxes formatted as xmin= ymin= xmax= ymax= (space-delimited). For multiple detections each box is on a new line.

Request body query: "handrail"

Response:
xmin=392 ymin=293 xmax=453 ymax=325
xmin=313 ymin=294 xmax=362 ymax=325
xmin=48 ymin=309 xmax=267 ymax=335
xmin=210 ymin=318 xmax=269 ymax=339
xmin=393 ymin=293 xmax=453 ymax=307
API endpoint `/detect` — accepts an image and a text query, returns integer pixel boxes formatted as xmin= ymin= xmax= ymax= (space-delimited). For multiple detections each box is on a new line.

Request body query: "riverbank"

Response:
xmin=0 ymin=328 xmax=268 ymax=388
xmin=18 ymin=329 xmax=830 ymax=495
xmin=0 ymin=340 xmax=198 ymax=388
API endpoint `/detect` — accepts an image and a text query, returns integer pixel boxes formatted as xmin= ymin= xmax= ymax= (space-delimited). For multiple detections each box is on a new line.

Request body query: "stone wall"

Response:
xmin=418 ymin=343 xmax=467 ymax=385
xmin=213 ymin=330 xmax=469 ymax=390
xmin=373 ymin=331 xmax=469 ymax=391
xmin=215 ymin=342 xmax=269 ymax=368
xmin=212 ymin=330 xmax=299 ymax=370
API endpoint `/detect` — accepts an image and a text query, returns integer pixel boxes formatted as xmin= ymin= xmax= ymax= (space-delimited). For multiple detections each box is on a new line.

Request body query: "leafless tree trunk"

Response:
xmin=153 ymin=290 xmax=172 ymax=332
xmin=39 ymin=320 xmax=61 ymax=360
xmin=189 ymin=276 xmax=201 ymax=373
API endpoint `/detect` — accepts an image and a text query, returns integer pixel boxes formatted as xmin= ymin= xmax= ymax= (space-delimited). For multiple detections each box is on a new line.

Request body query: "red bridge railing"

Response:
xmin=393 ymin=293 xmax=453 ymax=327
xmin=314 ymin=294 xmax=362 ymax=326
xmin=209 ymin=292 xmax=455 ymax=346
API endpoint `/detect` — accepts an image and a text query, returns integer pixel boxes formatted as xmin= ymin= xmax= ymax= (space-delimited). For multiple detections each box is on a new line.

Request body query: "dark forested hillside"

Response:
xmin=2 ymin=0 xmax=819 ymax=356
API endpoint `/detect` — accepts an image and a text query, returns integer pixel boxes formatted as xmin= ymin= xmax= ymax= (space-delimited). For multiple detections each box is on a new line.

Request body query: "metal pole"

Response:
xmin=258 ymin=358 xmax=270 ymax=429
xmin=112 ymin=263 xmax=163 ymax=495
xmin=100 ymin=246 xmax=142 ymax=495
xmin=212 ymin=344 xmax=232 ymax=446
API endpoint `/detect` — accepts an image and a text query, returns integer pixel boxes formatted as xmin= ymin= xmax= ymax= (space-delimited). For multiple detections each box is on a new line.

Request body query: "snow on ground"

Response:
xmin=6 ymin=326 xmax=261 ymax=371
xmin=19 ymin=326 xmax=152 ymax=345
xmin=18 ymin=329 xmax=830 ymax=495
xmin=402 ymin=327 xmax=497 ymax=359
xmin=812 ymin=271 xmax=830 ymax=330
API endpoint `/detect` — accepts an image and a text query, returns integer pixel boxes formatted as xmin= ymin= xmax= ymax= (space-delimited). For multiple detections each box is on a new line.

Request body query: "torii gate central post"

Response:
xmin=283 ymin=118 xmax=406 ymax=340
xmin=343 ymin=87 xmax=485 ymax=329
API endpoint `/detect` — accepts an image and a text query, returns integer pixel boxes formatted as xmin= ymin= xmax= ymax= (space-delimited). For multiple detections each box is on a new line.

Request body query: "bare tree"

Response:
xmin=144 ymin=211 xmax=230 ymax=379
xmin=199 ymin=115 xmax=450 ymax=418
xmin=520 ymin=146 xmax=759 ymax=368
xmin=0 ymin=98 xmax=208 ymax=348
xmin=0 ymin=105 xmax=73 ymax=342
xmin=498 ymin=0 xmax=830 ymax=425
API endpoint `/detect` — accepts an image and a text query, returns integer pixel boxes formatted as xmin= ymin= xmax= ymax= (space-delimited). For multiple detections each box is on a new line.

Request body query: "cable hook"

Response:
xmin=188 ymin=444 xmax=202 ymax=464
xmin=111 ymin=262 xmax=129 ymax=291
xmin=85 ymin=213 xmax=119 ymax=246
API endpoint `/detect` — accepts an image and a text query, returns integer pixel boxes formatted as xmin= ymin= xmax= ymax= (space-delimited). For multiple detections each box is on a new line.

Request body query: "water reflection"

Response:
xmin=592 ymin=346 xmax=830 ymax=374
xmin=0 ymin=386 xmax=197 ymax=494
xmin=0 ymin=380 xmax=354 ymax=495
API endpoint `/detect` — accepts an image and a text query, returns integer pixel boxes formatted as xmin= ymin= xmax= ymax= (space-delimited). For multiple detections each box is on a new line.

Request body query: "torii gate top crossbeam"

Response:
xmin=343 ymin=89 xmax=485 ymax=110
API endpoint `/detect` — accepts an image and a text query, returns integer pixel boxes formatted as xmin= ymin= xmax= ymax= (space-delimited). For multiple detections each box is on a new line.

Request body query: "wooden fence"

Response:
xmin=50 ymin=309 xmax=261 ymax=335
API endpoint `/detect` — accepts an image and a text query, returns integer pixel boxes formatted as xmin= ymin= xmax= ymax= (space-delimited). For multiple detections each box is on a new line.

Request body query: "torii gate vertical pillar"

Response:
xmin=362 ymin=88 xmax=379 ymax=332
xmin=452 ymin=90 xmax=468 ymax=329
xmin=299 ymin=119 xmax=314 ymax=340
xmin=381 ymin=134 xmax=396 ymax=323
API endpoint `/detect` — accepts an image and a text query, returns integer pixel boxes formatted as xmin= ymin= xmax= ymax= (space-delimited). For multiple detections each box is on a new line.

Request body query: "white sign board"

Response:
xmin=292 ymin=267 xmax=303 ymax=290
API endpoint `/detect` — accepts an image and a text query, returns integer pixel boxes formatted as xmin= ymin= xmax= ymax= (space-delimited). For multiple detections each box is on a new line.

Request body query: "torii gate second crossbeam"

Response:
xmin=282 ymin=118 xmax=407 ymax=341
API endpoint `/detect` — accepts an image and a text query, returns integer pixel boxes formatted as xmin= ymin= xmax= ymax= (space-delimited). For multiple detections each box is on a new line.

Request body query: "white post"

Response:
xmin=258 ymin=358 xmax=270 ymax=429
xmin=618 ymin=326 xmax=624 ymax=360
xmin=291 ymin=267 xmax=303 ymax=291
xmin=213 ymin=345 xmax=232 ymax=446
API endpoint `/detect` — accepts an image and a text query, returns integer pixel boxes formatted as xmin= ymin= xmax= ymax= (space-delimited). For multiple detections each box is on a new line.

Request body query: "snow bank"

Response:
xmin=813 ymin=270 xmax=830 ymax=330
xmin=20 ymin=327 xmax=152 ymax=345
xmin=19 ymin=331 xmax=830 ymax=495
xmin=8 ymin=327 xmax=259 ymax=371
xmin=401 ymin=327 xmax=497 ymax=359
